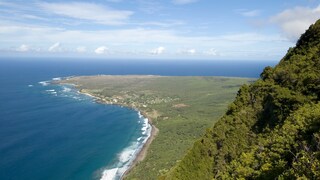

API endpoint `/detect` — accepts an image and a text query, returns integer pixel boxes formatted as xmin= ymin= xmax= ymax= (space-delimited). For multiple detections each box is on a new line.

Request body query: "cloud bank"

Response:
xmin=39 ymin=2 xmax=133 ymax=25
xmin=270 ymin=5 xmax=320 ymax=41
xmin=48 ymin=42 xmax=61 ymax=52
xmin=95 ymin=46 xmax=108 ymax=54
xmin=178 ymin=49 xmax=196 ymax=55
xmin=151 ymin=46 xmax=165 ymax=55
xmin=76 ymin=46 xmax=87 ymax=53
xmin=16 ymin=44 xmax=30 ymax=52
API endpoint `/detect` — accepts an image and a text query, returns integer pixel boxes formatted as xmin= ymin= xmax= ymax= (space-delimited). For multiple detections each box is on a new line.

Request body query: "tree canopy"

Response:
xmin=163 ymin=19 xmax=320 ymax=179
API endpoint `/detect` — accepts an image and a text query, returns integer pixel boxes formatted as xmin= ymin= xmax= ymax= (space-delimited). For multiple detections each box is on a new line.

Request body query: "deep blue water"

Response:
xmin=0 ymin=58 xmax=277 ymax=180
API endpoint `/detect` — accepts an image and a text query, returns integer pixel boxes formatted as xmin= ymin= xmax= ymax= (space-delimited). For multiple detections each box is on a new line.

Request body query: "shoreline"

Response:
xmin=68 ymin=86 xmax=159 ymax=179
xmin=122 ymin=122 xmax=159 ymax=179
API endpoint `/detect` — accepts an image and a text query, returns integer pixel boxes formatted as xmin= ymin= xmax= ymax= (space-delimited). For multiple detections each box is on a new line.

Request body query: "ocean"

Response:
xmin=0 ymin=58 xmax=277 ymax=180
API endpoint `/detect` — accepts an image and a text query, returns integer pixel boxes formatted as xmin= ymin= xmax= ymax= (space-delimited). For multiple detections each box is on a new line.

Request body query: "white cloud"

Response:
xmin=133 ymin=20 xmax=185 ymax=27
xmin=172 ymin=0 xmax=199 ymax=5
xmin=240 ymin=10 xmax=261 ymax=17
xmin=76 ymin=46 xmax=87 ymax=53
xmin=204 ymin=48 xmax=218 ymax=56
xmin=0 ymin=22 xmax=291 ymax=59
xmin=48 ymin=42 xmax=61 ymax=52
xmin=188 ymin=49 xmax=196 ymax=54
xmin=95 ymin=46 xmax=108 ymax=54
xmin=151 ymin=46 xmax=165 ymax=55
xmin=270 ymin=5 xmax=320 ymax=41
xmin=21 ymin=14 xmax=47 ymax=21
xmin=178 ymin=49 xmax=196 ymax=55
xmin=0 ymin=22 xmax=287 ymax=48
xmin=38 ymin=2 xmax=133 ymax=25
xmin=16 ymin=44 xmax=30 ymax=52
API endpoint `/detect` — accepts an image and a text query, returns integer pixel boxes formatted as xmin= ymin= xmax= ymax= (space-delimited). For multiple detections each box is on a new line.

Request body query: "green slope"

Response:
xmin=164 ymin=19 xmax=320 ymax=179
xmin=60 ymin=76 xmax=253 ymax=179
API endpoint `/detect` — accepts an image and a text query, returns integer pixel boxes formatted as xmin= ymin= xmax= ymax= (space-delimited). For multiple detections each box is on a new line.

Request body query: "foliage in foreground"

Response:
xmin=164 ymin=19 xmax=320 ymax=179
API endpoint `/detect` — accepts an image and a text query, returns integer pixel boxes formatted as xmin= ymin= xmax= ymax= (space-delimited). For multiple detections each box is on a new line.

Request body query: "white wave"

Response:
xmin=62 ymin=87 xmax=71 ymax=92
xmin=137 ymin=111 xmax=143 ymax=119
xmin=52 ymin=77 xmax=61 ymax=81
xmin=45 ymin=89 xmax=57 ymax=95
xmin=119 ymin=147 xmax=137 ymax=164
xmin=101 ymin=168 xmax=118 ymax=180
xmin=100 ymin=115 xmax=152 ymax=180
xmin=100 ymin=144 xmax=139 ymax=180
xmin=38 ymin=81 xmax=49 ymax=86
xmin=72 ymin=96 xmax=81 ymax=100
xmin=142 ymin=122 xmax=152 ymax=144
xmin=141 ymin=118 xmax=149 ymax=135
xmin=28 ymin=84 xmax=33 ymax=87
xmin=141 ymin=127 xmax=147 ymax=135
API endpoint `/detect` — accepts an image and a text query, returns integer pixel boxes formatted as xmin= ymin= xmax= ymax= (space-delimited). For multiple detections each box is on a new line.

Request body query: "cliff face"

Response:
xmin=164 ymin=19 xmax=320 ymax=179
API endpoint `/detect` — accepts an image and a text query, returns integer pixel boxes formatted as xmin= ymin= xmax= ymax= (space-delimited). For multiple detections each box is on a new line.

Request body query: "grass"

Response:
xmin=61 ymin=75 xmax=254 ymax=179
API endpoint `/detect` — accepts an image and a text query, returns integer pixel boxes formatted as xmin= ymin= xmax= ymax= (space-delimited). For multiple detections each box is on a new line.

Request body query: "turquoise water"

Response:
xmin=0 ymin=58 xmax=276 ymax=180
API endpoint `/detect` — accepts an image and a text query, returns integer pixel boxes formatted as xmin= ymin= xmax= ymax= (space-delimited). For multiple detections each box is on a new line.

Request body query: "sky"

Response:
xmin=0 ymin=0 xmax=320 ymax=60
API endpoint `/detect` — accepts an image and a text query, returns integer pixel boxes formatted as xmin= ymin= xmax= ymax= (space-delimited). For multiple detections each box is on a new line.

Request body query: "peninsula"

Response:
xmin=59 ymin=75 xmax=254 ymax=179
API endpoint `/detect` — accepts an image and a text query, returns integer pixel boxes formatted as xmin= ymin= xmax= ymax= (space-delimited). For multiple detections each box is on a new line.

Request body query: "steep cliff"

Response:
xmin=164 ymin=19 xmax=320 ymax=179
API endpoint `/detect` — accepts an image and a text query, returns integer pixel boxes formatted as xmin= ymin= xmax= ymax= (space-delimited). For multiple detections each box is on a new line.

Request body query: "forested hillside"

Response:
xmin=164 ymin=19 xmax=320 ymax=179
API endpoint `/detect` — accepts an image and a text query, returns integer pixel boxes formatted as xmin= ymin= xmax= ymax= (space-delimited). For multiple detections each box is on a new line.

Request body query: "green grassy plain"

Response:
xmin=61 ymin=75 xmax=254 ymax=179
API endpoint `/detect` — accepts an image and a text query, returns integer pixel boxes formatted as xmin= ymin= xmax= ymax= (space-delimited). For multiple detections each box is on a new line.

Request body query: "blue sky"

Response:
xmin=0 ymin=0 xmax=320 ymax=60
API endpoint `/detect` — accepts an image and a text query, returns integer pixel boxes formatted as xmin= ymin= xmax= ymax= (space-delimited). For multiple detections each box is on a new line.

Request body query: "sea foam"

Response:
xmin=101 ymin=168 xmax=118 ymax=180
xmin=100 ymin=111 xmax=152 ymax=180
xmin=38 ymin=81 xmax=49 ymax=86
xmin=100 ymin=143 xmax=139 ymax=180
xmin=62 ymin=87 xmax=71 ymax=92
xmin=52 ymin=77 xmax=61 ymax=81
xmin=57 ymin=83 xmax=148 ymax=180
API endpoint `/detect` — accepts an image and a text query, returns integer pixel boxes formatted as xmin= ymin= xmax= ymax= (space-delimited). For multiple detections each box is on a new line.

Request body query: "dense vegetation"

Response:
xmin=61 ymin=76 xmax=253 ymax=179
xmin=164 ymin=20 xmax=320 ymax=179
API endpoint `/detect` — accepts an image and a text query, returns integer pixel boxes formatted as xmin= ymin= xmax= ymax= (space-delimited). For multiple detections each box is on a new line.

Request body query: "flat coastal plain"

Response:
xmin=59 ymin=75 xmax=254 ymax=179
